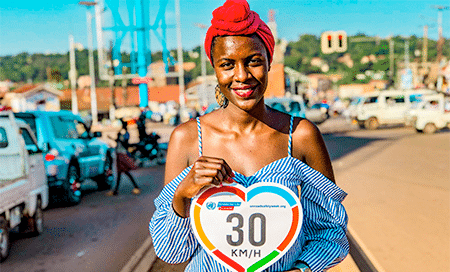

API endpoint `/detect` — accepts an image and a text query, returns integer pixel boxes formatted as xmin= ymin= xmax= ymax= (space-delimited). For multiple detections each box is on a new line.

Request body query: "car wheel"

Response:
xmin=0 ymin=216 xmax=10 ymax=263
xmin=95 ymin=155 xmax=114 ymax=191
xmin=365 ymin=117 xmax=379 ymax=130
xmin=156 ymin=148 xmax=167 ymax=165
xmin=64 ymin=165 xmax=82 ymax=205
xmin=357 ymin=120 xmax=365 ymax=129
xmin=20 ymin=199 xmax=44 ymax=236
xmin=423 ymin=123 xmax=437 ymax=134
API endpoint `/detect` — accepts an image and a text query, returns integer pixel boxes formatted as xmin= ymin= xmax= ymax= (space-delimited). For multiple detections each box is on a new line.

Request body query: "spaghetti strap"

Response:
xmin=288 ymin=115 xmax=294 ymax=157
xmin=196 ymin=117 xmax=203 ymax=156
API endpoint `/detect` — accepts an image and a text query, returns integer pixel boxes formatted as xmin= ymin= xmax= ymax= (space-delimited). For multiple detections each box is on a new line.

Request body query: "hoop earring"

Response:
xmin=215 ymin=85 xmax=228 ymax=108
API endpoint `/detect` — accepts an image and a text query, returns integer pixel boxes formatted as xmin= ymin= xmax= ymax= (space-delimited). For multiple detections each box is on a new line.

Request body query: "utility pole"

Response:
xmin=389 ymin=38 xmax=395 ymax=81
xmin=194 ymin=23 xmax=208 ymax=106
xmin=404 ymin=40 xmax=410 ymax=68
xmin=79 ymin=1 xmax=98 ymax=126
xmin=122 ymin=67 xmax=128 ymax=106
xmin=69 ymin=35 xmax=78 ymax=115
xmin=108 ymin=43 xmax=116 ymax=122
xmin=175 ymin=0 xmax=185 ymax=112
xmin=422 ymin=25 xmax=428 ymax=64
xmin=431 ymin=5 xmax=449 ymax=90
xmin=431 ymin=5 xmax=449 ymax=62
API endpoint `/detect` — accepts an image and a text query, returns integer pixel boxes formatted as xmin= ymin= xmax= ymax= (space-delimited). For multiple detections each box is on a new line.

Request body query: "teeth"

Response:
xmin=236 ymin=89 xmax=251 ymax=93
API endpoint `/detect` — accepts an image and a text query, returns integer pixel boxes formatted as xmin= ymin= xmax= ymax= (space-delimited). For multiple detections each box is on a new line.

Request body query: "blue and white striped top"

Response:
xmin=149 ymin=116 xmax=349 ymax=272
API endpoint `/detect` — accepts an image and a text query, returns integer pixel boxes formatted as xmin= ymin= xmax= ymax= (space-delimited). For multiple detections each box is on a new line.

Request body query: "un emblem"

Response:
xmin=206 ymin=202 xmax=216 ymax=210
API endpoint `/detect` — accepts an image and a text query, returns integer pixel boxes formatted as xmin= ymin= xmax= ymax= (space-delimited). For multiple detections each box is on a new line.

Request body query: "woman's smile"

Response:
xmin=232 ymin=85 xmax=257 ymax=98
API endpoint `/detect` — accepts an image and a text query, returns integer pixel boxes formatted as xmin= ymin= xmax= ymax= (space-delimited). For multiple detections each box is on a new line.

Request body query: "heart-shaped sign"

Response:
xmin=190 ymin=182 xmax=302 ymax=272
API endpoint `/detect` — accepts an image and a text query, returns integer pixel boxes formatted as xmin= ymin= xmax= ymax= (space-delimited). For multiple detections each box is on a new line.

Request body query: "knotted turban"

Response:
xmin=204 ymin=0 xmax=275 ymax=65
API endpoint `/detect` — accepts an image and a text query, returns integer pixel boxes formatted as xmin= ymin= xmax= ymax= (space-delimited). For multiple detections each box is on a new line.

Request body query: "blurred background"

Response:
xmin=0 ymin=1 xmax=449 ymax=272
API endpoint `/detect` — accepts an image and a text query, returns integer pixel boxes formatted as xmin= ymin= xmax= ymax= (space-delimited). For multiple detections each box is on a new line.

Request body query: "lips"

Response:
xmin=232 ymin=86 xmax=256 ymax=98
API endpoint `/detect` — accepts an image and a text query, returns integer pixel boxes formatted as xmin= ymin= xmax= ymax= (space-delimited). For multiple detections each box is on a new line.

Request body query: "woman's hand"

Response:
xmin=172 ymin=156 xmax=235 ymax=217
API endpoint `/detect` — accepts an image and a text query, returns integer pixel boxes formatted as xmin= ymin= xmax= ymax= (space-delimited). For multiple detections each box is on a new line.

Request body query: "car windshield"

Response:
xmin=14 ymin=114 xmax=37 ymax=135
xmin=50 ymin=116 xmax=89 ymax=139
xmin=0 ymin=127 xmax=7 ymax=148
xmin=351 ymin=97 xmax=363 ymax=105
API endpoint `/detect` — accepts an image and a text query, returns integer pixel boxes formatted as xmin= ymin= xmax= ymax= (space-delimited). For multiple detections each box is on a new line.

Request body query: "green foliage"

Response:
xmin=1 ymin=33 xmax=448 ymax=87
xmin=284 ymin=34 xmax=449 ymax=86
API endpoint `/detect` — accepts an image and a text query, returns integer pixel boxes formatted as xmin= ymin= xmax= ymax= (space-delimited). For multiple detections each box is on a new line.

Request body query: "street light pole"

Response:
xmin=69 ymin=35 xmax=78 ymax=115
xmin=79 ymin=1 xmax=98 ymax=127
xmin=194 ymin=23 xmax=208 ymax=106
xmin=175 ymin=0 xmax=185 ymax=112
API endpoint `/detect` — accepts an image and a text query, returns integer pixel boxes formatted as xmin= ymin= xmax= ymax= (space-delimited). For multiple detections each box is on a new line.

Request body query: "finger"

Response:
xmin=221 ymin=160 xmax=235 ymax=178
xmin=211 ymin=176 xmax=222 ymax=187
xmin=193 ymin=176 xmax=221 ymax=187
xmin=194 ymin=168 xmax=223 ymax=179
xmin=219 ymin=166 xmax=235 ymax=183
xmin=195 ymin=157 xmax=235 ymax=180
xmin=200 ymin=157 xmax=235 ymax=178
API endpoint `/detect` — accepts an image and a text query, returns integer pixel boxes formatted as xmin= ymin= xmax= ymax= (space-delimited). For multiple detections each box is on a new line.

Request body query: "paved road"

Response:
xmin=4 ymin=118 xmax=448 ymax=272
xmin=2 ymin=165 xmax=166 ymax=272
xmin=332 ymin=128 xmax=450 ymax=272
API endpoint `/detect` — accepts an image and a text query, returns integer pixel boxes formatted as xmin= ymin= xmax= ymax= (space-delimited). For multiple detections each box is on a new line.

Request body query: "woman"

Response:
xmin=149 ymin=1 xmax=348 ymax=271
xmin=106 ymin=119 xmax=141 ymax=196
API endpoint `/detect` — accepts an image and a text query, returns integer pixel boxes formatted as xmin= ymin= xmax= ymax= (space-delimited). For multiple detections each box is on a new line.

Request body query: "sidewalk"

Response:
xmin=332 ymin=129 xmax=450 ymax=272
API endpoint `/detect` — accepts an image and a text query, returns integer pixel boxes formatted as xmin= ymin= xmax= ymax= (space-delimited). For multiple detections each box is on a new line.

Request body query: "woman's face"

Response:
xmin=212 ymin=35 xmax=270 ymax=111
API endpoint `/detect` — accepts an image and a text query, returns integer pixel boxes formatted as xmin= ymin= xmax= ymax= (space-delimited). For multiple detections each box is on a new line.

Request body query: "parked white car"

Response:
xmin=0 ymin=111 xmax=48 ymax=262
xmin=405 ymin=93 xmax=450 ymax=134
xmin=355 ymin=89 xmax=436 ymax=129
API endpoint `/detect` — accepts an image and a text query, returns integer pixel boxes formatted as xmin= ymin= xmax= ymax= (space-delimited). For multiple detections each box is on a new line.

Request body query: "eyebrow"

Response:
xmin=217 ymin=53 xmax=264 ymax=63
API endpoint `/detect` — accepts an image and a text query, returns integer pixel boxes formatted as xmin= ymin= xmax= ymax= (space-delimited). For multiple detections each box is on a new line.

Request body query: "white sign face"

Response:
xmin=190 ymin=183 xmax=302 ymax=272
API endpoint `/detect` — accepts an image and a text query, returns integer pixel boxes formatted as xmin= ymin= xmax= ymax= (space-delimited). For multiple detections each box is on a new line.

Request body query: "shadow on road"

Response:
xmin=322 ymin=134 xmax=382 ymax=161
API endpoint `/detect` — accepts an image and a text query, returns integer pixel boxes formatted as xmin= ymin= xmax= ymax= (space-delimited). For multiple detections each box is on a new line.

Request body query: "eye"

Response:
xmin=248 ymin=58 xmax=263 ymax=66
xmin=219 ymin=62 xmax=233 ymax=69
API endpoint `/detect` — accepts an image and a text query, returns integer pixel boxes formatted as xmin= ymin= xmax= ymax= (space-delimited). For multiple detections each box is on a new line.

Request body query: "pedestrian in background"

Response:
xmin=107 ymin=118 xmax=141 ymax=196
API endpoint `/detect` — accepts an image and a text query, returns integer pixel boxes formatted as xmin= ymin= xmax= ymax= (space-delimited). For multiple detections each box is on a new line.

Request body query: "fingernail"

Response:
xmin=231 ymin=172 xmax=235 ymax=177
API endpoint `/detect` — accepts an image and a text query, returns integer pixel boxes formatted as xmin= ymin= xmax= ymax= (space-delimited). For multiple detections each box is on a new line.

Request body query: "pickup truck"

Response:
xmin=14 ymin=111 xmax=114 ymax=205
xmin=0 ymin=111 xmax=48 ymax=262
xmin=405 ymin=93 xmax=450 ymax=134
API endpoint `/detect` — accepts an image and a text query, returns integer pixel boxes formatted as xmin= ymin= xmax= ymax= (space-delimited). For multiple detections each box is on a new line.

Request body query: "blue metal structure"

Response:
xmin=102 ymin=0 xmax=176 ymax=107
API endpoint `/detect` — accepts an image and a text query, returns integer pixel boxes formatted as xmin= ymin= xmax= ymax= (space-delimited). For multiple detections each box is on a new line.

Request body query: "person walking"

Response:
xmin=107 ymin=118 xmax=141 ymax=196
xmin=149 ymin=1 xmax=348 ymax=271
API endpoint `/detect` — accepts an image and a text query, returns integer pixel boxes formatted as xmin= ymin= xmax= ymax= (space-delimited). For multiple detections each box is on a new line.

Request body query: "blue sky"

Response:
xmin=1 ymin=0 xmax=450 ymax=56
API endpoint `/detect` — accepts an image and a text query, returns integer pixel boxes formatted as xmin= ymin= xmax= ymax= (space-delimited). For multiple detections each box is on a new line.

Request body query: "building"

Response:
xmin=60 ymin=85 xmax=180 ymax=119
xmin=3 ymin=83 xmax=62 ymax=112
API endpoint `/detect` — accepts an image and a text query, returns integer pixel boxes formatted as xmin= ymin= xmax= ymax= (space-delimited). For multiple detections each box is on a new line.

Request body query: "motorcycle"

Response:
xmin=128 ymin=132 xmax=167 ymax=167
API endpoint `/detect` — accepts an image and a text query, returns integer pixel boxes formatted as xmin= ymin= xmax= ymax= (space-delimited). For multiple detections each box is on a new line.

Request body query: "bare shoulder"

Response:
xmin=164 ymin=119 xmax=199 ymax=184
xmin=291 ymin=118 xmax=322 ymax=146
xmin=169 ymin=118 xmax=199 ymax=148
xmin=291 ymin=117 xmax=335 ymax=182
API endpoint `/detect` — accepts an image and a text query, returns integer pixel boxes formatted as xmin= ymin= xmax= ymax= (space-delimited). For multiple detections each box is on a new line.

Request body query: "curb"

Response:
xmin=347 ymin=225 xmax=387 ymax=272
xmin=120 ymin=237 xmax=156 ymax=272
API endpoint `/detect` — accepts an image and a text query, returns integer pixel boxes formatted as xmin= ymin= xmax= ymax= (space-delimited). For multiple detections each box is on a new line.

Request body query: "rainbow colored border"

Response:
xmin=192 ymin=184 xmax=301 ymax=272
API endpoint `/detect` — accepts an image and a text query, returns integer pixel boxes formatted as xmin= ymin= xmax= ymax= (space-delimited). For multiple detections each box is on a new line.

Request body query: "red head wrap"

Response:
xmin=204 ymin=0 xmax=275 ymax=65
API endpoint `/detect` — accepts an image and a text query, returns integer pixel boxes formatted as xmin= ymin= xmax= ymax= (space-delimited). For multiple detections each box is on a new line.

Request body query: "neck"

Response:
xmin=218 ymin=99 xmax=271 ymax=133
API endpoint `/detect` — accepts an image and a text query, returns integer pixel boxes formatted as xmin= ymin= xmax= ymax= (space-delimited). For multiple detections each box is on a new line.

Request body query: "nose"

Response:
xmin=234 ymin=63 xmax=249 ymax=82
